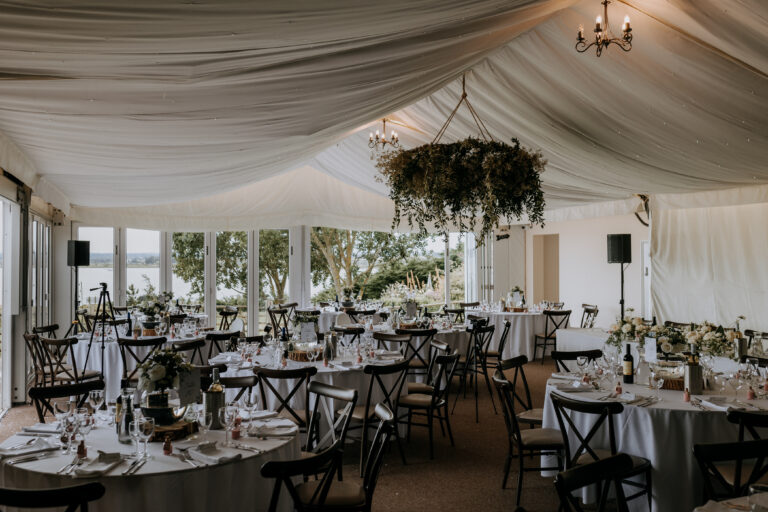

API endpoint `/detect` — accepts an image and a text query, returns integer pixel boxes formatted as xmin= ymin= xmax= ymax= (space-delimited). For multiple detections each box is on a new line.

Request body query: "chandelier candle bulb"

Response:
xmin=623 ymin=15 xmax=630 ymax=31
xmin=578 ymin=25 xmax=584 ymax=39
xmin=595 ymin=15 xmax=602 ymax=31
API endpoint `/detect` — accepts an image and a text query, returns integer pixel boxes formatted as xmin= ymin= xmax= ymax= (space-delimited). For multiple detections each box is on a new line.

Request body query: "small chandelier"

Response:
xmin=576 ymin=0 xmax=632 ymax=57
xmin=368 ymin=119 xmax=400 ymax=150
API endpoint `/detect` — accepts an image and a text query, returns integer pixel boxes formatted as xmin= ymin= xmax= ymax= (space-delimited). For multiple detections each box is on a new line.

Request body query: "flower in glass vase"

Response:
xmin=137 ymin=350 xmax=192 ymax=394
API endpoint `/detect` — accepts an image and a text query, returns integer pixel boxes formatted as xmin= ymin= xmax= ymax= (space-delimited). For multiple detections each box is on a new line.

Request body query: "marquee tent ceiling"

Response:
xmin=0 ymin=0 xmax=766 ymax=229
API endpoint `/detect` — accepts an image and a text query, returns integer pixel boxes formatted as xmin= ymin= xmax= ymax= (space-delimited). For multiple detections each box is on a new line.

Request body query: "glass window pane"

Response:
xmin=126 ymin=229 xmax=160 ymax=306
xmin=171 ymin=232 xmax=205 ymax=313
xmin=216 ymin=231 xmax=248 ymax=334
xmin=258 ymin=229 xmax=289 ymax=332
xmin=78 ymin=227 xmax=114 ymax=313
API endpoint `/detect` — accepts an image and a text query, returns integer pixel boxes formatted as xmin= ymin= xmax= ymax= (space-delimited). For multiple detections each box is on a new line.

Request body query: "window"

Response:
xmin=258 ymin=229 xmax=289 ymax=331
xmin=77 ymin=227 xmax=114 ymax=313
xmin=216 ymin=231 xmax=248 ymax=333
xmin=171 ymin=232 xmax=205 ymax=312
xmin=126 ymin=229 xmax=160 ymax=306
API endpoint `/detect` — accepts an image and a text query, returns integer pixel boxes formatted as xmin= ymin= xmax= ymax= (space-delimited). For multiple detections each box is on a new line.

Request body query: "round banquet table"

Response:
xmin=541 ymin=380 xmax=751 ymax=512
xmin=0 ymin=421 xmax=300 ymax=512
xmin=466 ymin=311 xmax=546 ymax=360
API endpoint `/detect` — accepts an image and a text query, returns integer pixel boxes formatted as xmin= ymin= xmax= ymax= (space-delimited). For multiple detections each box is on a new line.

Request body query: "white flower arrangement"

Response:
xmin=605 ymin=308 xmax=650 ymax=349
xmin=137 ymin=350 xmax=192 ymax=393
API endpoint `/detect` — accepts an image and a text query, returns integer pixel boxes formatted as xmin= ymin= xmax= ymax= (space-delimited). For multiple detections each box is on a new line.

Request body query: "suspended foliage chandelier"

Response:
xmin=576 ymin=0 xmax=632 ymax=57
xmin=368 ymin=118 xmax=400 ymax=151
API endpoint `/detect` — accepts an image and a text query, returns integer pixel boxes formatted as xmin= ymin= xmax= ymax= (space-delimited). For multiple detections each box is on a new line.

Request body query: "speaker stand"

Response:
xmin=619 ymin=263 xmax=627 ymax=319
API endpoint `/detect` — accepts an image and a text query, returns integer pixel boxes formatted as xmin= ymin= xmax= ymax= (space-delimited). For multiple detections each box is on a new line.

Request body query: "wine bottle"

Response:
xmin=208 ymin=368 xmax=224 ymax=393
xmin=203 ymin=368 xmax=225 ymax=429
xmin=280 ymin=327 xmax=288 ymax=342
xmin=623 ymin=343 xmax=634 ymax=384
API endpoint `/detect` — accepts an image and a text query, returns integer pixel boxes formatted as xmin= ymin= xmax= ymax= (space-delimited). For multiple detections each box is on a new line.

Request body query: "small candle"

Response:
xmin=748 ymin=387 xmax=756 ymax=400
xmin=578 ymin=24 xmax=584 ymax=39
xmin=623 ymin=15 xmax=631 ymax=31
xmin=595 ymin=15 xmax=602 ymax=31
xmin=683 ymin=388 xmax=690 ymax=402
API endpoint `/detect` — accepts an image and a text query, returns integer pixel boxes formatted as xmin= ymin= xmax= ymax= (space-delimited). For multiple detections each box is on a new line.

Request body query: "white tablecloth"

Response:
xmin=317 ymin=311 xmax=341 ymax=334
xmin=468 ymin=311 xmax=546 ymax=360
xmin=71 ymin=336 xmax=152 ymax=403
xmin=0 ymin=422 xmax=299 ymax=512
xmin=541 ymin=381 xmax=751 ymax=512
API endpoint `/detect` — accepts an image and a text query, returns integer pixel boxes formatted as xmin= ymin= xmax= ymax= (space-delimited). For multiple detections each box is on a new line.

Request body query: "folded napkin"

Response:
xmin=22 ymin=422 xmax=60 ymax=435
xmin=550 ymin=381 xmax=596 ymax=393
xmin=73 ymin=452 xmax=124 ymax=478
xmin=249 ymin=422 xmax=297 ymax=437
xmin=697 ymin=396 xmax=735 ymax=412
xmin=0 ymin=437 xmax=57 ymax=458
xmin=241 ymin=410 xmax=278 ymax=421
xmin=370 ymin=359 xmax=397 ymax=366
xmin=188 ymin=441 xmax=243 ymax=465
xmin=550 ymin=373 xmax=581 ymax=381
xmin=209 ymin=354 xmax=241 ymax=365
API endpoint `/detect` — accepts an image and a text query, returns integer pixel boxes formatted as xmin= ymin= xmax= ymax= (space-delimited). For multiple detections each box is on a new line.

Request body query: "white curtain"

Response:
xmin=651 ymin=202 xmax=768 ymax=332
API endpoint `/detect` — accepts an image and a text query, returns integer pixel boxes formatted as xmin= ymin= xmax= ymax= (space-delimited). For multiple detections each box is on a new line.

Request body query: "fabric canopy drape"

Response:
xmin=651 ymin=202 xmax=768 ymax=332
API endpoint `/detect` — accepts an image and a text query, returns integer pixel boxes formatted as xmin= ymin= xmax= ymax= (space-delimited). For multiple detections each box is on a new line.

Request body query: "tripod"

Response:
xmin=64 ymin=266 xmax=88 ymax=337
xmin=82 ymin=282 xmax=116 ymax=375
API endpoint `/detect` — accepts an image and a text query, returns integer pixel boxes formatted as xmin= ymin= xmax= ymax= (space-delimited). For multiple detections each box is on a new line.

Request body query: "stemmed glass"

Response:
xmin=649 ymin=367 xmax=664 ymax=400
xmin=219 ymin=405 xmax=238 ymax=446
xmin=131 ymin=417 xmax=155 ymax=460
xmin=576 ymin=355 xmax=589 ymax=377
xmin=88 ymin=390 xmax=105 ymax=423
xmin=197 ymin=410 xmax=213 ymax=436
xmin=307 ymin=344 xmax=319 ymax=364
xmin=78 ymin=410 xmax=94 ymax=443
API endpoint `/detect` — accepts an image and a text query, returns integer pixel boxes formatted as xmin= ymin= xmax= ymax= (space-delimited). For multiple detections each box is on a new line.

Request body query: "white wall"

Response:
xmin=525 ymin=214 xmax=650 ymax=328
xmin=492 ymin=226 xmax=525 ymax=301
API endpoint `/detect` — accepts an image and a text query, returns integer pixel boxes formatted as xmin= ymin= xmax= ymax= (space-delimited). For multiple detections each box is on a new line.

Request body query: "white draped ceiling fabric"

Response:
xmin=0 ymin=0 xmax=762 ymax=230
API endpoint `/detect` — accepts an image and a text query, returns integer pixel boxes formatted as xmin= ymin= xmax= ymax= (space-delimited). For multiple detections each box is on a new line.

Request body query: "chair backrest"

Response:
xmin=218 ymin=306 xmax=239 ymax=330
xmin=116 ymin=337 xmax=167 ymax=383
xmin=171 ymin=338 xmax=206 ymax=365
xmin=551 ymin=302 xmax=565 ymax=310
xmin=460 ymin=301 xmax=480 ymax=309
xmin=429 ymin=352 xmax=460 ymax=406
xmin=469 ymin=324 xmax=495 ymax=362
xmin=254 ymin=366 xmax=318 ymax=427
xmin=466 ymin=314 xmax=489 ymax=328
xmin=361 ymin=404 xmax=395 ymax=505
xmin=495 ymin=320 xmax=511 ymax=357
xmin=333 ymin=325 xmax=365 ymax=346
xmin=206 ymin=331 xmax=235 ymax=359
xmin=267 ymin=307 xmax=291 ymax=336
xmin=361 ymin=359 xmax=410 ymax=419
xmin=694 ymin=438 xmax=768 ymax=501
xmin=38 ymin=337 xmax=82 ymax=384
xmin=543 ymin=310 xmax=571 ymax=338
xmin=497 ymin=355 xmax=534 ymax=414
xmin=727 ymin=410 xmax=768 ymax=441
xmin=0 ymin=482 xmax=106 ymax=511
xmin=194 ymin=363 xmax=227 ymax=389
xmin=372 ymin=332 xmax=411 ymax=352
xmin=168 ymin=313 xmax=187 ymax=326
xmin=28 ymin=379 xmax=105 ymax=423
xmin=580 ymin=304 xmax=599 ymax=328
xmin=305 ymin=381 xmax=358 ymax=453
xmin=24 ymin=334 xmax=47 ymax=386
xmin=550 ymin=391 xmax=623 ymax=469
xmin=347 ymin=309 xmax=376 ymax=323
xmin=394 ymin=328 xmax=437 ymax=368
xmin=740 ymin=354 xmax=768 ymax=368
xmin=444 ymin=308 xmax=465 ymax=323
xmin=555 ymin=455 xmax=632 ymax=512
xmin=32 ymin=324 xmax=59 ymax=338
xmin=220 ymin=374 xmax=259 ymax=402
xmin=551 ymin=349 xmax=603 ymax=373
xmin=424 ymin=340 xmax=450 ymax=385
xmin=493 ymin=372 xmax=529 ymax=454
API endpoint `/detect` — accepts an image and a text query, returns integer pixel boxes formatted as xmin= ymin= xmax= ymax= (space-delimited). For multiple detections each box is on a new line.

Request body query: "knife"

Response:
xmin=7 ymin=453 xmax=53 ymax=465
xmin=122 ymin=457 xmax=141 ymax=475
xmin=128 ymin=457 xmax=147 ymax=475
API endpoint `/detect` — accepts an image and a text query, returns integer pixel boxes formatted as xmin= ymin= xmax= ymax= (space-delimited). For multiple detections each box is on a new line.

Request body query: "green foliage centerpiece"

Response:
xmin=376 ymin=76 xmax=546 ymax=244
xmin=138 ymin=350 xmax=193 ymax=425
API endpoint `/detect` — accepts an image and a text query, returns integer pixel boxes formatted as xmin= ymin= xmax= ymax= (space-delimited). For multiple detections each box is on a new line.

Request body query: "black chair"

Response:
xmin=407 ymin=340 xmax=450 ymax=395
xmin=552 ymin=349 xmax=603 ymax=373
xmin=306 ymin=381 xmax=358 ymax=457
xmin=347 ymin=309 xmax=376 ymax=324
xmin=694 ymin=438 xmax=768 ymax=501
xmin=484 ymin=319 xmax=511 ymax=363
xmin=372 ymin=332 xmax=411 ymax=353
xmin=498 ymin=355 xmax=542 ymax=427
xmin=218 ymin=306 xmax=239 ymax=330
xmin=116 ymin=337 xmax=166 ymax=388
xmin=347 ymin=358 xmax=410 ymax=472
xmin=727 ymin=409 xmax=768 ymax=441
xmin=172 ymin=338 xmax=206 ymax=365
xmin=32 ymin=323 xmax=60 ymax=338
xmin=394 ymin=328 xmax=437 ymax=380
xmin=400 ymin=351 xmax=459 ymax=459
xmin=580 ymin=304 xmax=599 ymax=328
xmin=255 ymin=366 xmax=317 ymax=434
xmin=555 ymin=454 xmax=633 ymax=512
xmin=533 ymin=309 xmax=571 ymax=363
xmin=550 ymin=391 xmax=652 ymax=508
xmin=262 ymin=403 xmax=394 ymax=512
xmin=333 ymin=325 xmax=365 ymax=346
xmin=38 ymin=337 xmax=101 ymax=386
xmin=29 ymin=379 xmax=106 ymax=423
xmin=453 ymin=323 xmax=495 ymax=422
xmin=0 ymin=482 xmax=106 ymax=511
xmin=206 ymin=331 xmax=235 ymax=359
xmin=444 ymin=308 xmax=465 ymax=324
xmin=220 ymin=374 xmax=259 ymax=402
xmin=493 ymin=372 xmax=563 ymax=504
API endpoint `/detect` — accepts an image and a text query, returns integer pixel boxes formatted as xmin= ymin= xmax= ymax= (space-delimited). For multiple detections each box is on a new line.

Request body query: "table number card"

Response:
xmin=300 ymin=322 xmax=317 ymax=342
xmin=179 ymin=367 xmax=201 ymax=405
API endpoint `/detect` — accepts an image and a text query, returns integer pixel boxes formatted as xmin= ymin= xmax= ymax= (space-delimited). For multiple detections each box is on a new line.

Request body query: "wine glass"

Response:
xmin=138 ymin=417 xmax=155 ymax=459
xmin=197 ymin=410 xmax=213 ymax=436
xmin=219 ymin=405 xmax=238 ymax=446
xmin=576 ymin=356 xmax=589 ymax=376
xmin=129 ymin=420 xmax=143 ymax=459
xmin=88 ymin=389 xmax=104 ymax=413
xmin=78 ymin=411 xmax=94 ymax=442
xmin=652 ymin=373 xmax=665 ymax=400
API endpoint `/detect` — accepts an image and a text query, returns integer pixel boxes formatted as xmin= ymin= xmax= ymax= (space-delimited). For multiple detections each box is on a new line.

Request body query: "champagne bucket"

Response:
xmin=203 ymin=391 xmax=224 ymax=430
xmin=735 ymin=338 xmax=749 ymax=360
xmin=684 ymin=364 xmax=704 ymax=395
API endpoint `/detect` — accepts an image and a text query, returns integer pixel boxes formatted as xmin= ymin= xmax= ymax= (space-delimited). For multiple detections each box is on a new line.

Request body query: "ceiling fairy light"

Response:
xmin=576 ymin=0 xmax=632 ymax=56
xmin=368 ymin=118 xmax=400 ymax=151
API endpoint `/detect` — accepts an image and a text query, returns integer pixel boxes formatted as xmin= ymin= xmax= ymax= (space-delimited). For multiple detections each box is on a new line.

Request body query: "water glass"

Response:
xmin=197 ymin=410 xmax=214 ymax=435
xmin=219 ymin=405 xmax=238 ymax=446
xmin=138 ymin=418 xmax=155 ymax=459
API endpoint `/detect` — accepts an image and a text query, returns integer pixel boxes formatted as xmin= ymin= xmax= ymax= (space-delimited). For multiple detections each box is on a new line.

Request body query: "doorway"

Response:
xmin=532 ymin=234 xmax=559 ymax=304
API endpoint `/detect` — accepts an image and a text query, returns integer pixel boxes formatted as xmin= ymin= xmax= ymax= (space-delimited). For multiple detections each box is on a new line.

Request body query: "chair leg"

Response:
xmin=481 ymin=358 xmax=497 ymax=414
xmin=428 ymin=410 xmax=434 ymax=460
xmin=646 ymin=467 xmax=653 ymax=509
xmin=359 ymin=419 xmax=369 ymax=478
xmin=443 ymin=405 xmax=455 ymax=446
xmin=502 ymin=443 xmax=513 ymax=489
xmin=437 ymin=414 xmax=446 ymax=437
xmin=516 ymin=447 xmax=525 ymax=506
xmin=407 ymin=409 xmax=413 ymax=442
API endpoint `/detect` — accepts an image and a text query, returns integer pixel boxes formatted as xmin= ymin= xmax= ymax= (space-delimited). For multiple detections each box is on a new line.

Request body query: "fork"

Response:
xmin=6 ymin=438 xmax=37 ymax=450
xmin=57 ymin=455 xmax=79 ymax=474
xmin=66 ymin=457 xmax=86 ymax=475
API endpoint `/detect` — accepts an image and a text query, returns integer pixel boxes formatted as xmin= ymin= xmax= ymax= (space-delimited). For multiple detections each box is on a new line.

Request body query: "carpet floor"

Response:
xmin=0 ymin=358 xmax=562 ymax=511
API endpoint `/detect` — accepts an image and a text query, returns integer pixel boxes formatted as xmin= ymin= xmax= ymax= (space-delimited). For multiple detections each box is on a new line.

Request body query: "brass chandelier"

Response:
xmin=576 ymin=0 xmax=632 ymax=57
xmin=368 ymin=118 xmax=400 ymax=151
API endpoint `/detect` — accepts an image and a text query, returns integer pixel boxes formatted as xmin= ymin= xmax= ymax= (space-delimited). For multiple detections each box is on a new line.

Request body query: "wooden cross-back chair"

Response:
xmin=494 ymin=373 xmax=564 ymax=504
xmin=0 ymin=481 xmax=106 ymax=512
xmin=551 ymin=302 xmax=565 ymax=310
xmin=533 ymin=309 xmax=572 ymax=363
xmin=348 ymin=358 xmax=410 ymax=473
xmin=29 ymin=378 xmax=105 ymax=423
xmin=268 ymin=306 xmax=292 ymax=337
xmin=459 ymin=301 xmax=480 ymax=310
xmin=407 ymin=340 xmax=450 ymax=395
xmin=218 ymin=306 xmax=238 ymax=330
xmin=220 ymin=374 xmax=258 ymax=403
xmin=24 ymin=334 xmax=49 ymax=388
xmin=333 ymin=325 xmax=365 ymax=346
xmin=452 ymin=323 xmax=496 ymax=422
xmin=552 ymin=349 xmax=603 ymax=373
xmin=497 ymin=355 xmax=542 ymax=427
xmin=172 ymin=338 xmax=206 ymax=365
xmin=255 ymin=366 xmax=317 ymax=433
xmin=347 ymin=309 xmax=376 ymax=324
xmin=443 ymin=307 xmax=465 ymax=324
xmin=580 ymin=304 xmax=599 ymax=328
xmin=550 ymin=391 xmax=652 ymax=508
xmin=206 ymin=331 xmax=237 ymax=360
xmin=32 ymin=324 xmax=60 ymax=339
xmin=38 ymin=337 xmax=100 ymax=386
xmin=116 ymin=337 xmax=166 ymax=388
xmin=168 ymin=313 xmax=187 ymax=327
xmin=394 ymin=328 xmax=437 ymax=379
xmin=371 ymin=331 xmax=411 ymax=354
xmin=694 ymin=438 xmax=768 ymax=502
xmin=555 ymin=455 xmax=632 ymax=512
xmin=727 ymin=409 xmax=768 ymax=442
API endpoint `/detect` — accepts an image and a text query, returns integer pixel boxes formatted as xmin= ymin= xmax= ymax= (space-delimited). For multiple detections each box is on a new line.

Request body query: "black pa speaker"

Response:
xmin=607 ymin=234 xmax=631 ymax=264
xmin=67 ymin=240 xmax=90 ymax=267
